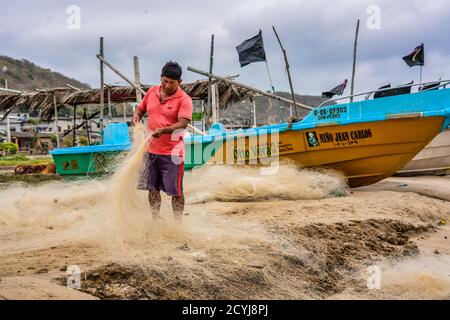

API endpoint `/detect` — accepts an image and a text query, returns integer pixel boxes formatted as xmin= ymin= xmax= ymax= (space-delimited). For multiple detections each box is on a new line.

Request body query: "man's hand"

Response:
xmin=133 ymin=114 xmax=141 ymax=125
xmin=133 ymin=109 xmax=145 ymax=126
xmin=152 ymin=118 xmax=190 ymax=138
xmin=152 ymin=128 xmax=166 ymax=138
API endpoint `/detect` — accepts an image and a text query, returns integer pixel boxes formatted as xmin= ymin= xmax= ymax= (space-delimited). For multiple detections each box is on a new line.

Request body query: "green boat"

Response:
xmin=50 ymin=123 xmax=131 ymax=177
xmin=184 ymin=123 xmax=225 ymax=170
xmin=50 ymin=122 xmax=230 ymax=176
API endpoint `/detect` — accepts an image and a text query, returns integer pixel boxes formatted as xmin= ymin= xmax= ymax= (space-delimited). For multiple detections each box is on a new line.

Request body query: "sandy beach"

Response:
xmin=2 ymin=0 xmax=450 ymax=307
xmin=0 ymin=164 xmax=449 ymax=300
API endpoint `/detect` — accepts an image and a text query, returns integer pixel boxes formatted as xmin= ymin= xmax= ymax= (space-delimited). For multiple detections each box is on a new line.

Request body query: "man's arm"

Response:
xmin=133 ymin=108 xmax=146 ymax=125
xmin=152 ymin=117 xmax=190 ymax=138
xmin=133 ymin=89 xmax=150 ymax=125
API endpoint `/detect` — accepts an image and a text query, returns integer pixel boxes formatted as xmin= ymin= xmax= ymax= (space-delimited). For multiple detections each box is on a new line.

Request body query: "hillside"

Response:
xmin=0 ymin=55 xmax=328 ymax=125
xmin=0 ymin=56 xmax=90 ymax=92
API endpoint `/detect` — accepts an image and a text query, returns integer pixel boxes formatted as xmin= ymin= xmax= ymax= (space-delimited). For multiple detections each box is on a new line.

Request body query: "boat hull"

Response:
xmin=50 ymin=88 xmax=450 ymax=185
xmin=52 ymin=151 xmax=123 ymax=176
xmin=198 ymin=116 xmax=444 ymax=187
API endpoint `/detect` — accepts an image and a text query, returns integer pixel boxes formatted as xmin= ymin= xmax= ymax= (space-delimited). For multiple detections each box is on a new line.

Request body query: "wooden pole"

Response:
xmin=252 ymin=99 xmax=257 ymax=128
xmin=272 ymin=26 xmax=299 ymax=118
xmin=187 ymin=66 xmax=314 ymax=111
xmin=207 ymin=34 xmax=215 ymax=129
xmin=73 ymin=105 xmax=77 ymax=147
xmin=84 ymin=108 xmax=91 ymax=146
xmin=97 ymin=55 xmax=136 ymax=88
xmin=53 ymin=94 xmax=60 ymax=148
xmin=211 ymin=83 xmax=218 ymax=124
xmin=66 ymin=83 xmax=81 ymax=91
xmin=350 ymin=19 xmax=360 ymax=103
xmin=0 ymin=87 xmax=21 ymax=94
xmin=96 ymin=54 xmax=206 ymax=135
xmin=201 ymin=100 xmax=206 ymax=132
xmin=420 ymin=66 xmax=423 ymax=85
xmin=133 ymin=56 xmax=143 ymax=103
xmin=107 ymin=85 xmax=112 ymax=121
xmin=99 ymin=37 xmax=105 ymax=139
xmin=6 ymin=116 xmax=10 ymax=142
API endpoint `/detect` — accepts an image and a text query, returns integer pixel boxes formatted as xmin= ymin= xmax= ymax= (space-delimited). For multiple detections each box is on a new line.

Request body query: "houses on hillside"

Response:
xmin=0 ymin=111 xmax=134 ymax=155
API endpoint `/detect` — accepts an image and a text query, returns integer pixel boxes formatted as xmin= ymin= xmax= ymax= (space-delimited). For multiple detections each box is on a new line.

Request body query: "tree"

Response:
xmin=0 ymin=142 xmax=19 ymax=155
xmin=50 ymin=134 xmax=58 ymax=146
xmin=78 ymin=136 xmax=89 ymax=146
xmin=28 ymin=118 xmax=40 ymax=126
xmin=62 ymin=136 xmax=73 ymax=147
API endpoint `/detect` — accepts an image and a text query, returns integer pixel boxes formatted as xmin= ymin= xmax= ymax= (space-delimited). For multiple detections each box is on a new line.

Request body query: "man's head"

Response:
xmin=160 ymin=61 xmax=182 ymax=96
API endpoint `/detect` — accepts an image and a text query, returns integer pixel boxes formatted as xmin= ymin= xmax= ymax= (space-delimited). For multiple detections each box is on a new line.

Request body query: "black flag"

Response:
xmin=374 ymin=82 xmax=413 ymax=99
xmin=322 ymin=79 xmax=348 ymax=99
xmin=236 ymin=30 xmax=267 ymax=67
xmin=403 ymin=44 xmax=425 ymax=67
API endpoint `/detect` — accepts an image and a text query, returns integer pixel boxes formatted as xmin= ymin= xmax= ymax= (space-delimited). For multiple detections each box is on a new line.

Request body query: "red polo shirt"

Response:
xmin=138 ymin=85 xmax=193 ymax=157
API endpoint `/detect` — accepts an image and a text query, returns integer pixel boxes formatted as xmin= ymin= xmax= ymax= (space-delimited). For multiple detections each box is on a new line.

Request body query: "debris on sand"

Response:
xmin=66 ymin=219 xmax=434 ymax=300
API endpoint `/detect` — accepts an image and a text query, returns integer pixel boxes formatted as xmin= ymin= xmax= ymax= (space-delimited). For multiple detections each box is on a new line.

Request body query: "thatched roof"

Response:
xmin=0 ymin=94 xmax=21 ymax=118
xmin=0 ymin=80 xmax=252 ymax=122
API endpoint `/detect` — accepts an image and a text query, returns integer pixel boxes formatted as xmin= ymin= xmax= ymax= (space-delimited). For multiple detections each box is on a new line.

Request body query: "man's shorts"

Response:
xmin=137 ymin=153 xmax=184 ymax=197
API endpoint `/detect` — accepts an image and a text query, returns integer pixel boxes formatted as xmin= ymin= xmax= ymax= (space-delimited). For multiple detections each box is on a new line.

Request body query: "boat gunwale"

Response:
xmin=185 ymin=88 xmax=450 ymax=145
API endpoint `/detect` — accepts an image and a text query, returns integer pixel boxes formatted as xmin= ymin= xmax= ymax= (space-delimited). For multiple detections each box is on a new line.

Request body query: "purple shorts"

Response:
xmin=137 ymin=153 xmax=184 ymax=197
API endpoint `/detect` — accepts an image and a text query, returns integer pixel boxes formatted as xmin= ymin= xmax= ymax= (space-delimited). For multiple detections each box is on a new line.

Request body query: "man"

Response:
xmin=133 ymin=61 xmax=193 ymax=222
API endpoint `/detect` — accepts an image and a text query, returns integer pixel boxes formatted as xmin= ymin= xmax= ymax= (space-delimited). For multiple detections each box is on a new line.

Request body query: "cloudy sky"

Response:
xmin=1 ymin=0 xmax=449 ymax=95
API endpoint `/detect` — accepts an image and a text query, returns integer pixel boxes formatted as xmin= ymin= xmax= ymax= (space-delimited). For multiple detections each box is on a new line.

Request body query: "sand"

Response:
xmin=0 ymin=126 xmax=449 ymax=300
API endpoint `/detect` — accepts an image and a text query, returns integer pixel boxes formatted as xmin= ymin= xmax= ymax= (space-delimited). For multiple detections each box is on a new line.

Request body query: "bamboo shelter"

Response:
xmin=0 ymin=80 xmax=252 ymax=122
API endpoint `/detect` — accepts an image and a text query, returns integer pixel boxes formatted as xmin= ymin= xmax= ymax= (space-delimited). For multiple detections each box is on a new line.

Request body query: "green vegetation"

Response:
xmin=62 ymin=136 xmax=74 ymax=147
xmin=50 ymin=134 xmax=58 ymax=145
xmin=78 ymin=136 xmax=89 ymax=146
xmin=192 ymin=112 xmax=205 ymax=121
xmin=0 ymin=155 xmax=53 ymax=167
xmin=61 ymin=136 xmax=90 ymax=147
xmin=0 ymin=55 xmax=90 ymax=92
xmin=0 ymin=142 xmax=19 ymax=155
xmin=28 ymin=119 xmax=40 ymax=125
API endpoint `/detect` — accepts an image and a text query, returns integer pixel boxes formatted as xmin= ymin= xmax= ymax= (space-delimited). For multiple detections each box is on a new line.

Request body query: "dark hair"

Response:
xmin=161 ymin=61 xmax=182 ymax=81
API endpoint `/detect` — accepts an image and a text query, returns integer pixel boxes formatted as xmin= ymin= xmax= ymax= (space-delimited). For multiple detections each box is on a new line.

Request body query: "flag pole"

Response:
xmin=264 ymin=61 xmax=285 ymax=122
xmin=272 ymin=26 xmax=300 ymax=119
xmin=420 ymin=66 xmax=423 ymax=85
xmin=420 ymin=43 xmax=424 ymax=85
xmin=350 ymin=19 xmax=360 ymax=103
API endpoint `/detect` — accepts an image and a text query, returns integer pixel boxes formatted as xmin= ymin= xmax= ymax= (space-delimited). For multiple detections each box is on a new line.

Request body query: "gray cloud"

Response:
xmin=1 ymin=0 xmax=449 ymax=95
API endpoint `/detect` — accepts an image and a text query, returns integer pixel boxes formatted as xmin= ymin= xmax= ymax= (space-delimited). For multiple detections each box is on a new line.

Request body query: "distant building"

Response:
xmin=9 ymin=131 xmax=55 ymax=155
